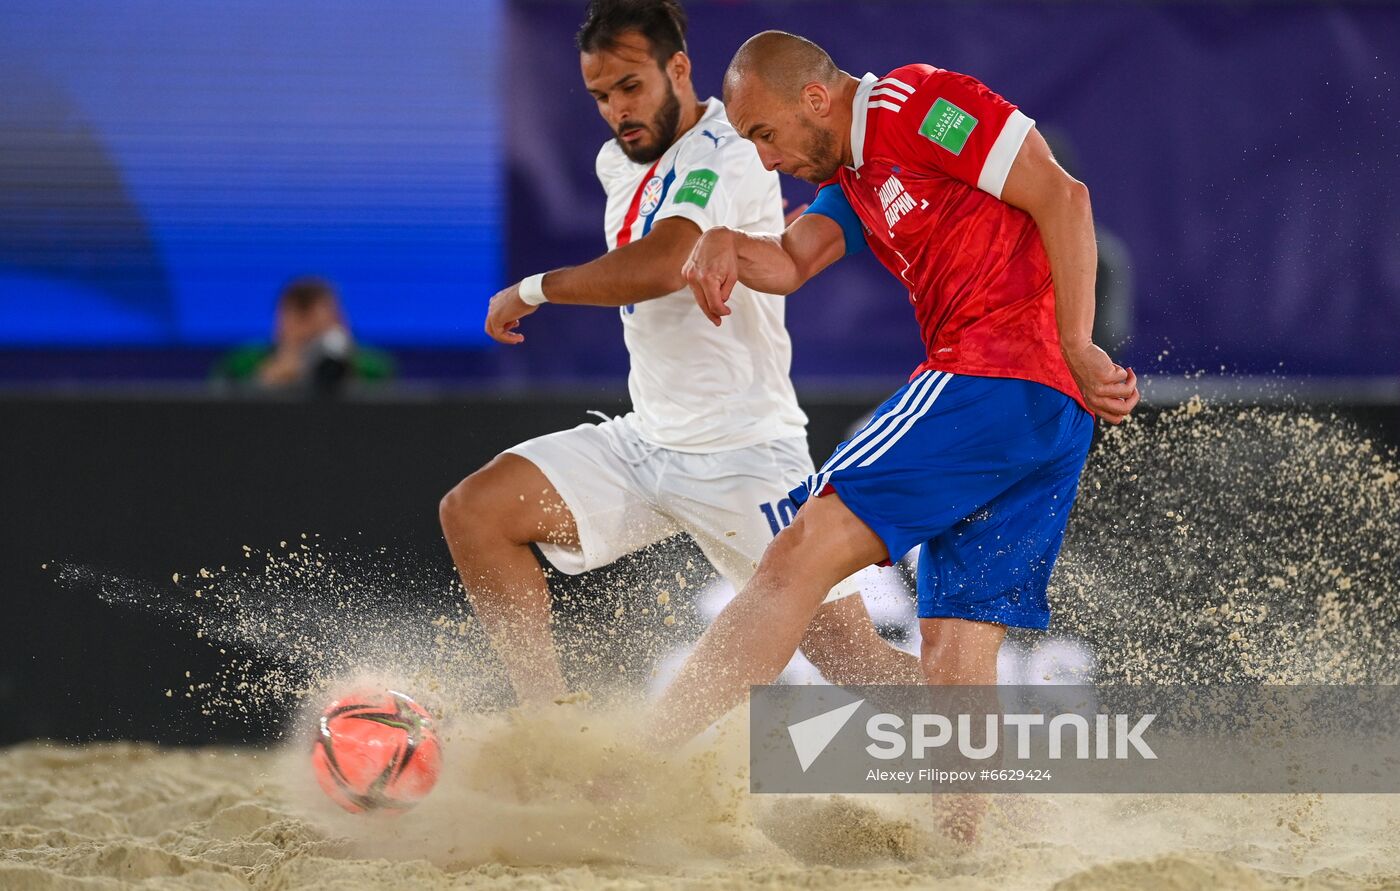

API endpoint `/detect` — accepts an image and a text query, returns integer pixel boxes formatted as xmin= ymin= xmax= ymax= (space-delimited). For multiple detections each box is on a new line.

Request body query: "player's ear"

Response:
xmin=802 ymin=82 xmax=831 ymax=118
xmin=667 ymin=51 xmax=691 ymax=88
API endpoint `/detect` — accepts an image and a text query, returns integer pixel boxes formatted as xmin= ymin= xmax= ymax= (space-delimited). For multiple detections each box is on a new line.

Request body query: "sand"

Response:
xmin=18 ymin=402 xmax=1400 ymax=889
xmin=4 ymin=730 xmax=1400 ymax=890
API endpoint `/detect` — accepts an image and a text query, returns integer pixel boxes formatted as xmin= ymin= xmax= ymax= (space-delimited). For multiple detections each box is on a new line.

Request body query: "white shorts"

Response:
xmin=505 ymin=413 xmax=875 ymax=603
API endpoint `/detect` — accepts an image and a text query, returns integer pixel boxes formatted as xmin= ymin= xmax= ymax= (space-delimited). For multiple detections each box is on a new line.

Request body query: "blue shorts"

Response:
xmin=790 ymin=372 xmax=1093 ymax=630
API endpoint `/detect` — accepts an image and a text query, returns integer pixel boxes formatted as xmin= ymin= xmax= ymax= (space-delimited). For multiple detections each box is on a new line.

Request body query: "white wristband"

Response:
xmin=518 ymin=273 xmax=549 ymax=306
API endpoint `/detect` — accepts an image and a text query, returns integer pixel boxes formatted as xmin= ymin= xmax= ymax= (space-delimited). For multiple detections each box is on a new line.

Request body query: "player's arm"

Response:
xmin=683 ymin=195 xmax=852 ymax=326
xmin=1000 ymin=128 xmax=1139 ymax=423
xmin=895 ymin=67 xmax=1137 ymax=421
xmin=483 ymin=217 xmax=698 ymax=345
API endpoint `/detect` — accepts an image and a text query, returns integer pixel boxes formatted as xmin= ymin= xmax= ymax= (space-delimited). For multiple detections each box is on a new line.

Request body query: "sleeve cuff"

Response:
xmin=978 ymin=109 xmax=1034 ymax=199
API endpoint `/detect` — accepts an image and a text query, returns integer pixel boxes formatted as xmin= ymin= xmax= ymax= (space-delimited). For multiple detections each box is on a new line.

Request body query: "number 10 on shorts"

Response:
xmin=759 ymin=498 xmax=798 ymax=536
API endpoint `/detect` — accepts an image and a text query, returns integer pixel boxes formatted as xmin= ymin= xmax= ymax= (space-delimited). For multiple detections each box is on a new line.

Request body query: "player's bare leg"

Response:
xmin=801 ymin=595 xmax=924 ymax=685
xmin=439 ymin=453 xmax=578 ymax=705
xmin=920 ymin=618 xmax=1005 ymax=685
xmin=651 ymin=492 xmax=887 ymax=746
xmin=921 ymin=618 xmax=1006 ymax=845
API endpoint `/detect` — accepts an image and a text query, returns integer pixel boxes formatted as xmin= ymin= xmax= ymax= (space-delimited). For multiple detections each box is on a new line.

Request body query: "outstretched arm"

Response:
xmin=683 ymin=211 xmax=847 ymax=326
xmin=484 ymin=217 xmax=700 ymax=344
xmin=1000 ymin=128 xmax=1140 ymax=423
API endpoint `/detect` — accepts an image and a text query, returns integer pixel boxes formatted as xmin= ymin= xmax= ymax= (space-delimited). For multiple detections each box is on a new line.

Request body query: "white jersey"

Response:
xmin=595 ymin=97 xmax=807 ymax=453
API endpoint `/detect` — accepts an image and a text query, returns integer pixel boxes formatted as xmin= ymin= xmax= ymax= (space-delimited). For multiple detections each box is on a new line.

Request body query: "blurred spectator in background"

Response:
xmin=211 ymin=276 xmax=394 ymax=395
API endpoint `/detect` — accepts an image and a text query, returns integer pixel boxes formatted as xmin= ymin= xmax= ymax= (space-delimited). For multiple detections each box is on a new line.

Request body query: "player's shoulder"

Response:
xmin=867 ymin=64 xmax=957 ymax=120
xmin=878 ymin=63 xmax=942 ymax=95
xmin=866 ymin=64 xmax=1004 ymax=145
xmin=596 ymin=138 xmax=629 ymax=178
xmin=673 ymin=100 xmax=761 ymax=172
xmin=859 ymin=65 xmax=933 ymax=144
xmin=883 ymin=63 xmax=986 ymax=93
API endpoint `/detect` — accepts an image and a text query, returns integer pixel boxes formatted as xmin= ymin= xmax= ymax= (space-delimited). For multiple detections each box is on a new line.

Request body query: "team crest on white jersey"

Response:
xmin=638 ymin=175 xmax=665 ymax=217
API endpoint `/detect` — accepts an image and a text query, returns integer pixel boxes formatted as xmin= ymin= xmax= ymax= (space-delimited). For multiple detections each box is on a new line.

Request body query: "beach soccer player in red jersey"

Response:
xmin=650 ymin=31 xmax=1139 ymax=762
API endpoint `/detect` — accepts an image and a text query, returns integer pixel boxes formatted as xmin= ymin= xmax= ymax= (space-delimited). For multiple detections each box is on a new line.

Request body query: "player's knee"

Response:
xmin=764 ymin=520 xmax=803 ymax=565
xmin=920 ymin=621 xmax=1001 ymax=684
xmin=920 ymin=626 xmax=967 ymax=673
xmin=766 ymin=510 xmax=825 ymax=567
xmin=764 ymin=509 xmax=859 ymax=588
xmin=439 ymin=465 xmax=509 ymax=545
xmin=438 ymin=477 xmax=474 ymax=540
xmin=758 ymin=522 xmax=822 ymax=594
xmin=919 ymin=631 xmax=945 ymax=674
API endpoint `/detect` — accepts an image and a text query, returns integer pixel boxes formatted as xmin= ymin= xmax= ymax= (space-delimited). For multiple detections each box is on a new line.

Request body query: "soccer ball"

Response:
xmin=310 ymin=689 xmax=442 ymax=814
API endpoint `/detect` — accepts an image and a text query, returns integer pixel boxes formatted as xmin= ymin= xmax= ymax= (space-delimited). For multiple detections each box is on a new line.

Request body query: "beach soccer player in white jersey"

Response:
xmin=439 ymin=0 xmax=921 ymax=704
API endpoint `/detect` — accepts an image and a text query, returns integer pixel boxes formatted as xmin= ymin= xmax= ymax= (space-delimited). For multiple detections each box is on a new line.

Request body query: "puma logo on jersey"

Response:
xmin=878 ymin=175 xmax=917 ymax=229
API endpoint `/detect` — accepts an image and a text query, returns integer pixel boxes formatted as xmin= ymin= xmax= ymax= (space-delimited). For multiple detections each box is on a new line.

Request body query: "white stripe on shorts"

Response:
xmin=858 ymin=371 xmax=954 ymax=467
xmin=811 ymin=371 xmax=935 ymax=485
xmin=807 ymin=371 xmax=947 ymax=495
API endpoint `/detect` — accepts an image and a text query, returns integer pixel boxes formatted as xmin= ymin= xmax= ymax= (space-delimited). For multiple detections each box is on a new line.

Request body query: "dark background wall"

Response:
xmin=5 ymin=395 xmax=1399 ymax=745
xmin=0 ymin=393 xmax=859 ymax=744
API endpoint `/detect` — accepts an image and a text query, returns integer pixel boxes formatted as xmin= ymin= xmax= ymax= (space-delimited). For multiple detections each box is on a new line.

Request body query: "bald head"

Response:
xmin=724 ymin=30 xmax=840 ymax=103
xmin=720 ymin=30 xmax=855 ymax=184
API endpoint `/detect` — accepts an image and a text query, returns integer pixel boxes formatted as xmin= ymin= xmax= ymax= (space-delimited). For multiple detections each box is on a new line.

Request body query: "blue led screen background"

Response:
xmin=0 ymin=0 xmax=502 ymax=347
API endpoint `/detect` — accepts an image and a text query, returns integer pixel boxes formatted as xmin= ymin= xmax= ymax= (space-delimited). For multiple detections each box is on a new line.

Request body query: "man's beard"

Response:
xmin=616 ymin=83 xmax=682 ymax=164
xmin=798 ymin=120 xmax=841 ymax=184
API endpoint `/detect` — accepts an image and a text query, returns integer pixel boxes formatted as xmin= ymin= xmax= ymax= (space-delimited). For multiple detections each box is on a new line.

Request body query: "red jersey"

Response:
xmin=820 ymin=64 xmax=1086 ymax=410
